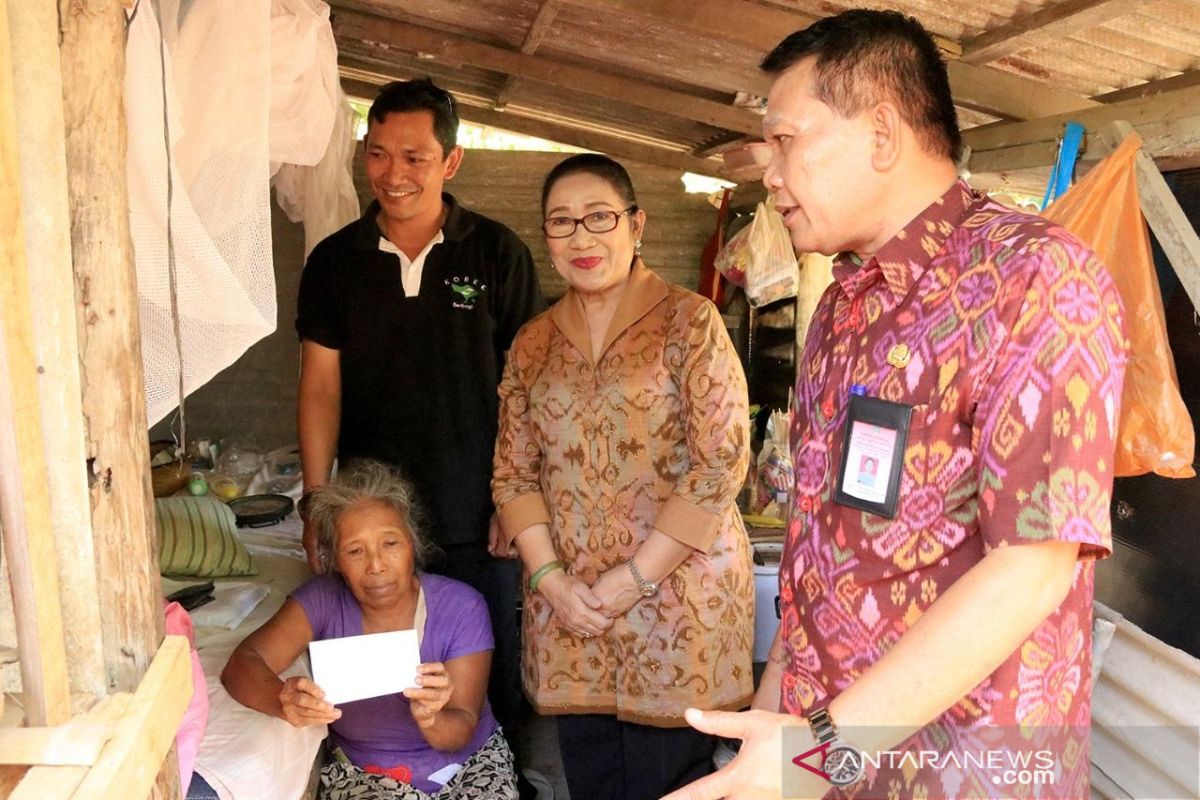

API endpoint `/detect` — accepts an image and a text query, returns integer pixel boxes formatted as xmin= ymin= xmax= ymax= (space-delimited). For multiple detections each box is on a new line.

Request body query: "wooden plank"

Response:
xmin=967 ymin=140 xmax=1060 ymax=173
xmin=518 ymin=0 xmax=560 ymax=54
xmin=1094 ymin=70 xmax=1200 ymax=104
xmin=964 ymin=84 xmax=1200 ymax=153
xmin=947 ymin=61 xmax=1100 ymax=120
xmin=57 ymin=2 xmax=178 ymax=795
xmin=558 ymin=0 xmax=1103 ymax=122
xmin=0 ymin=766 xmax=30 ymax=796
xmin=6 ymin=0 xmax=107 ymax=699
xmin=11 ymin=696 xmax=130 ymax=800
xmin=961 ymin=0 xmax=1148 ymax=65
xmin=558 ymin=0 xmax=962 ymax=56
xmin=1113 ymin=120 xmax=1200 ymax=315
xmin=0 ymin=0 xmax=71 ymax=730
xmin=967 ymin=107 xmax=1200 ymax=174
xmin=0 ymin=722 xmax=113 ymax=767
xmin=692 ymin=132 xmax=747 ymax=158
xmin=68 ymin=637 xmax=190 ymax=800
xmin=58 ymin=0 xmax=166 ymax=691
xmin=342 ymin=75 xmax=727 ymax=177
xmin=495 ymin=0 xmax=562 ymax=109
xmin=333 ymin=11 xmax=762 ymax=135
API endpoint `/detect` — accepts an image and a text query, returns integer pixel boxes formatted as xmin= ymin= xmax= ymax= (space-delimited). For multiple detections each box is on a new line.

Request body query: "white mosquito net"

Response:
xmin=126 ymin=0 xmax=358 ymax=428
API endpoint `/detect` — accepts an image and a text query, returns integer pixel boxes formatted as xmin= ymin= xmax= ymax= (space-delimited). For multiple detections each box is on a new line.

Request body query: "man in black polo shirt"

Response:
xmin=295 ymin=79 xmax=542 ymax=784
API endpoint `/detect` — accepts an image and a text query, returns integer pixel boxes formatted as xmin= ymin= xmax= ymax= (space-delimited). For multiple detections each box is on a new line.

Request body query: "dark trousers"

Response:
xmin=556 ymin=713 xmax=716 ymax=800
xmin=426 ymin=543 xmax=525 ymax=742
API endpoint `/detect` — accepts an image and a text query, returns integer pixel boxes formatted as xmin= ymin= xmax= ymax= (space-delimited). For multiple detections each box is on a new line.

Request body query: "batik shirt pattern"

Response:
xmin=781 ymin=180 xmax=1127 ymax=799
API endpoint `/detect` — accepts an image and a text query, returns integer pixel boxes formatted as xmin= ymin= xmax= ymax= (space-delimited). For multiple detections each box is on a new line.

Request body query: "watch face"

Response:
xmin=824 ymin=746 xmax=865 ymax=787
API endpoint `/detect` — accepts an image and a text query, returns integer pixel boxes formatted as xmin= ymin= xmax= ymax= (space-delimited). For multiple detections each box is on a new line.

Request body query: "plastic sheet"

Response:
xmin=1043 ymin=133 xmax=1195 ymax=478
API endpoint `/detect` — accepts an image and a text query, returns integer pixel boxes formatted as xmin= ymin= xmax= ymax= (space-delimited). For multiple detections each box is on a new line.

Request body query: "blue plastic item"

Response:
xmin=1040 ymin=122 xmax=1086 ymax=210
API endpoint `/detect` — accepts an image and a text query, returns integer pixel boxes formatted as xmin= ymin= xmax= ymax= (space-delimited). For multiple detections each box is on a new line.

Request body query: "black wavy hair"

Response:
xmin=540 ymin=153 xmax=638 ymax=216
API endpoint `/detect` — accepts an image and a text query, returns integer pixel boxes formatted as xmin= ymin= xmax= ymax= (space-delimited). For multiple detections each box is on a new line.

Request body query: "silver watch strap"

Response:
xmin=626 ymin=557 xmax=656 ymax=594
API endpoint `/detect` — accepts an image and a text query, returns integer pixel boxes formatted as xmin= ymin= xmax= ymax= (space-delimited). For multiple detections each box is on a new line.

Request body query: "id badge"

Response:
xmin=833 ymin=394 xmax=913 ymax=519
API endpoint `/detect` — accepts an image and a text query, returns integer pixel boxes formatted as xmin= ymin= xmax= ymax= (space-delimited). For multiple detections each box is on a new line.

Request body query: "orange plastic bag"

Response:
xmin=1043 ymin=132 xmax=1195 ymax=477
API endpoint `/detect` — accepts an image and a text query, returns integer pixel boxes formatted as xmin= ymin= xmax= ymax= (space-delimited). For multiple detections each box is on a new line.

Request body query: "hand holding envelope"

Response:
xmin=404 ymin=662 xmax=454 ymax=728
xmin=278 ymin=675 xmax=342 ymax=728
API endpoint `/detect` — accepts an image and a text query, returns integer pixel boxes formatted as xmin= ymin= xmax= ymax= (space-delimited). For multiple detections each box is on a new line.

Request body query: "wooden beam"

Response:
xmin=1094 ymin=70 xmax=1200 ymax=104
xmin=947 ymin=60 xmax=1099 ymax=120
xmin=557 ymin=0 xmax=1103 ymax=121
xmin=0 ymin=0 xmax=71 ymax=729
xmin=57 ymin=2 xmax=178 ymax=795
xmin=558 ymin=0 xmax=962 ymax=56
xmin=1113 ymin=120 xmax=1200 ymax=314
xmin=66 ymin=637 xmax=191 ymax=800
xmin=8 ymin=696 xmax=129 ymax=800
xmin=58 ymin=0 xmax=166 ymax=690
xmin=692 ymin=132 xmax=748 ymax=158
xmin=334 ymin=11 xmax=761 ymax=135
xmin=496 ymin=0 xmax=562 ymax=109
xmin=6 ymin=0 xmax=107 ymax=699
xmin=343 ymin=76 xmax=726 ymax=176
xmin=961 ymin=0 xmax=1147 ymax=65
xmin=965 ymin=84 xmax=1200 ymax=153
xmin=0 ymin=721 xmax=114 ymax=767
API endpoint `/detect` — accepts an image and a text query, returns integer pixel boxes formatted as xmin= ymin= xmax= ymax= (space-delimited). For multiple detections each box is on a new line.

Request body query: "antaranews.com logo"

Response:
xmin=782 ymin=724 xmax=1200 ymax=799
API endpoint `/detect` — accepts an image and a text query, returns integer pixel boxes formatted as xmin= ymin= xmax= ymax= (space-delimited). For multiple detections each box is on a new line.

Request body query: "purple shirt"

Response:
xmin=292 ymin=572 xmax=497 ymax=793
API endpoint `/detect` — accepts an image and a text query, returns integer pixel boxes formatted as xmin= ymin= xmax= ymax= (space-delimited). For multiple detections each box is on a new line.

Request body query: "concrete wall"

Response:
xmin=150 ymin=149 xmax=714 ymax=451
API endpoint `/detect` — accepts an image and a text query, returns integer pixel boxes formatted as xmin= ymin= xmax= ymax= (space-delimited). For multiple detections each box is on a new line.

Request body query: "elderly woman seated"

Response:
xmin=221 ymin=461 xmax=517 ymax=800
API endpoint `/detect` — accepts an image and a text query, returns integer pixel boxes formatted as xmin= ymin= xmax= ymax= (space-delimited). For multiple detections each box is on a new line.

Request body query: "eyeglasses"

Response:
xmin=543 ymin=205 xmax=637 ymax=239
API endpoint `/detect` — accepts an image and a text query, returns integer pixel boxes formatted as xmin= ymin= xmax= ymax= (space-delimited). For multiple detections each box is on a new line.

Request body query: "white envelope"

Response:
xmin=308 ymin=629 xmax=421 ymax=705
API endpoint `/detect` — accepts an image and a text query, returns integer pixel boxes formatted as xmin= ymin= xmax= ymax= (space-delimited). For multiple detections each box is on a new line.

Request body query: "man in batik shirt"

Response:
xmin=666 ymin=9 xmax=1126 ymax=800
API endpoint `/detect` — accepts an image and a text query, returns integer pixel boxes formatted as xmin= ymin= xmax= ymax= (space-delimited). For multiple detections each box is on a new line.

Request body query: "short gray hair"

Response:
xmin=303 ymin=460 xmax=438 ymax=574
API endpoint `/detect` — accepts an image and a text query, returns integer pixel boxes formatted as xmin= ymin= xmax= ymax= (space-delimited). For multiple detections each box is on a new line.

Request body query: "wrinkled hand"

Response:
xmin=591 ymin=563 xmax=643 ymax=619
xmin=302 ymin=519 xmax=324 ymax=575
xmin=487 ymin=513 xmax=516 ymax=559
xmin=660 ymin=708 xmax=823 ymax=800
xmin=403 ymin=662 xmax=453 ymax=728
xmin=538 ymin=570 xmax=613 ymax=639
xmin=279 ymin=676 xmax=341 ymax=728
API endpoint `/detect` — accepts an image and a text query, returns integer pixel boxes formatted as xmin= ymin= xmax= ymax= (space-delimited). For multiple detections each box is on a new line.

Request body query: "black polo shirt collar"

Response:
xmin=352 ymin=192 xmax=477 ymax=251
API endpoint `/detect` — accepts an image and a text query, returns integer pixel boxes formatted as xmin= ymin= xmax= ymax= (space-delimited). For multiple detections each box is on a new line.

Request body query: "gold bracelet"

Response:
xmin=528 ymin=559 xmax=564 ymax=593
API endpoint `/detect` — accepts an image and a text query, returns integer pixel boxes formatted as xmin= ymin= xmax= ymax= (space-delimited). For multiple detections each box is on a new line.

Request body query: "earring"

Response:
xmin=634 ymin=239 xmax=642 ymax=256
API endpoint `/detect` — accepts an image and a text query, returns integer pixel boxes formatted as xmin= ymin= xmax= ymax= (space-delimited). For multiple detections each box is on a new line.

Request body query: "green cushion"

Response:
xmin=156 ymin=497 xmax=256 ymax=578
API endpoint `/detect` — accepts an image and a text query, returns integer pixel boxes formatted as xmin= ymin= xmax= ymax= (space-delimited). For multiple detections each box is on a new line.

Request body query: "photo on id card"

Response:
xmin=834 ymin=394 xmax=913 ymax=519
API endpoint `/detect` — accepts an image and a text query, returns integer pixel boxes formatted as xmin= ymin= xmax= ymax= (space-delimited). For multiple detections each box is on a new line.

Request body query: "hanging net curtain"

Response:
xmin=126 ymin=0 xmax=357 ymax=428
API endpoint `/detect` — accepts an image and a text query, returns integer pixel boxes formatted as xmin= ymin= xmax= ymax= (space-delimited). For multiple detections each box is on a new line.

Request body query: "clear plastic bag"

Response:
xmin=714 ymin=198 xmax=799 ymax=307
xmin=755 ymin=409 xmax=793 ymax=519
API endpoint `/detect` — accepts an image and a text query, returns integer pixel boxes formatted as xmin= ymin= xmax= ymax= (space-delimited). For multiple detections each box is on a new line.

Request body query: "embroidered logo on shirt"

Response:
xmin=445 ymin=276 xmax=486 ymax=310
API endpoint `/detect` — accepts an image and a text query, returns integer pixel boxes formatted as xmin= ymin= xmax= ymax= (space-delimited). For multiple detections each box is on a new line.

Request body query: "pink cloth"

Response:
xmin=165 ymin=601 xmax=209 ymax=789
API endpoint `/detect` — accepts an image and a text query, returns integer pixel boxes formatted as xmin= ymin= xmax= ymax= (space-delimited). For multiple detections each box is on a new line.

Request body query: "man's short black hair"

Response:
xmin=368 ymin=78 xmax=459 ymax=157
xmin=760 ymin=9 xmax=961 ymax=162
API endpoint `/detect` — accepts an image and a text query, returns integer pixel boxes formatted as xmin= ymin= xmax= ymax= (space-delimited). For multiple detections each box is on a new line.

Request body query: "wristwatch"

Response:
xmin=626 ymin=557 xmax=659 ymax=597
xmin=807 ymin=707 xmax=865 ymax=787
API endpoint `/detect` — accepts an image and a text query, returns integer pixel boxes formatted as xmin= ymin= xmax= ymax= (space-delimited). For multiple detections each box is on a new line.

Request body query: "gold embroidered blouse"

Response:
xmin=492 ymin=261 xmax=754 ymax=726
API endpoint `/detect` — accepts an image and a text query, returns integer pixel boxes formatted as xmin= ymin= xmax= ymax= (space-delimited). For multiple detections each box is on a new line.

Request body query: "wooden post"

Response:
xmin=57 ymin=1 xmax=180 ymax=795
xmin=6 ymin=0 xmax=107 ymax=699
xmin=0 ymin=0 xmax=71 ymax=730
xmin=1111 ymin=121 xmax=1200 ymax=314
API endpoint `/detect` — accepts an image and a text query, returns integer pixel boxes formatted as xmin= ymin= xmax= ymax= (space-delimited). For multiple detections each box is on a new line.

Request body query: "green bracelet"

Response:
xmin=529 ymin=560 xmax=564 ymax=593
